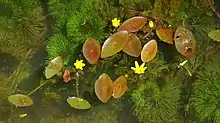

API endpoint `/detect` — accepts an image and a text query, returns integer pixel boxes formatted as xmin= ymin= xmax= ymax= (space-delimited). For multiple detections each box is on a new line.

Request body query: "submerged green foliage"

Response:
xmin=131 ymin=76 xmax=180 ymax=123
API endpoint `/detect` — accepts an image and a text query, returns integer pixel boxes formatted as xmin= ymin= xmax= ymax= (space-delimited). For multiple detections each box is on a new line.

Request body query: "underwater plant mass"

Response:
xmin=0 ymin=0 xmax=220 ymax=122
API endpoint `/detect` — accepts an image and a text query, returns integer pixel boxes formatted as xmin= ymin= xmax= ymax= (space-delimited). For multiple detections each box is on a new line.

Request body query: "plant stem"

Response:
xmin=27 ymin=81 xmax=48 ymax=96
xmin=75 ymin=72 xmax=80 ymax=97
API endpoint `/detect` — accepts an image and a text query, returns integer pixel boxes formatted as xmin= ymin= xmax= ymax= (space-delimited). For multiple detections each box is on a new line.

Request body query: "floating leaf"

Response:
xmin=118 ymin=16 xmax=147 ymax=32
xmin=83 ymin=38 xmax=101 ymax=64
xmin=8 ymin=94 xmax=33 ymax=107
xmin=45 ymin=56 xmax=63 ymax=79
xmin=95 ymin=73 xmax=113 ymax=103
xmin=208 ymin=30 xmax=220 ymax=42
xmin=101 ymin=31 xmax=129 ymax=58
xmin=141 ymin=39 xmax=158 ymax=62
xmin=156 ymin=27 xmax=174 ymax=44
xmin=112 ymin=76 xmax=128 ymax=99
xmin=67 ymin=96 xmax=91 ymax=110
xmin=174 ymin=26 xmax=196 ymax=57
xmin=122 ymin=33 xmax=142 ymax=57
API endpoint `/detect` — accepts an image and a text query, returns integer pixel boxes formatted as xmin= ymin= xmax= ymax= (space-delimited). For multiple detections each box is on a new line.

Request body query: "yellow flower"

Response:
xmin=112 ymin=18 xmax=120 ymax=28
xmin=74 ymin=60 xmax=85 ymax=70
xmin=131 ymin=61 xmax=147 ymax=74
xmin=149 ymin=20 xmax=154 ymax=28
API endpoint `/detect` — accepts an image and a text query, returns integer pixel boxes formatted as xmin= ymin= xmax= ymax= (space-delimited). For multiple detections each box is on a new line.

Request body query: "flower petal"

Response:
xmin=140 ymin=62 xmax=145 ymax=68
xmin=135 ymin=61 xmax=139 ymax=68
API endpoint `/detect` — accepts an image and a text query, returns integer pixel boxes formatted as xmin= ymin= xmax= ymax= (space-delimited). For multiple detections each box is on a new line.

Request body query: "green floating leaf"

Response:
xmin=101 ymin=31 xmax=129 ymax=58
xmin=141 ymin=39 xmax=158 ymax=62
xmin=156 ymin=27 xmax=174 ymax=44
xmin=95 ymin=73 xmax=113 ymax=103
xmin=8 ymin=94 xmax=33 ymax=107
xmin=83 ymin=38 xmax=100 ymax=64
xmin=118 ymin=16 xmax=147 ymax=32
xmin=208 ymin=30 xmax=220 ymax=42
xmin=45 ymin=56 xmax=63 ymax=79
xmin=122 ymin=33 xmax=142 ymax=57
xmin=67 ymin=96 xmax=91 ymax=110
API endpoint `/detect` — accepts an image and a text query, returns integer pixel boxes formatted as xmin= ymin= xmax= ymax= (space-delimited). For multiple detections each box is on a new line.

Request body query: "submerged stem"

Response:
xmin=27 ymin=81 xmax=48 ymax=96
xmin=75 ymin=72 xmax=80 ymax=97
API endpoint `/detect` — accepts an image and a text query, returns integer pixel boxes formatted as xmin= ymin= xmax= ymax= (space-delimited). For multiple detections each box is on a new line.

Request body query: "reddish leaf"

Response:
xmin=95 ymin=73 xmax=113 ymax=103
xmin=141 ymin=39 xmax=158 ymax=62
xmin=118 ymin=16 xmax=147 ymax=32
xmin=112 ymin=76 xmax=128 ymax=99
xmin=174 ymin=26 xmax=196 ymax=57
xmin=101 ymin=31 xmax=129 ymax=58
xmin=156 ymin=27 xmax=174 ymax=44
xmin=63 ymin=69 xmax=71 ymax=83
xmin=83 ymin=38 xmax=101 ymax=64
xmin=122 ymin=33 xmax=142 ymax=57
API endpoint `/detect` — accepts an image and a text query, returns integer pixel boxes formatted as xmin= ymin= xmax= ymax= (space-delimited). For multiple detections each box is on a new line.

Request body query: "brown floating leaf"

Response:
xmin=141 ymin=39 xmax=158 ymax=62
xmin=156 ymin=27 xmax=174 ymax=44
xmin=8 ymin=94 xmax=33 ymax=107
xmin=174 ymin=26 xmax=196 ymax=57
xmin=83 ymin=38 xmax=101 ymax=64
xmin=118 ymin=16 xmax=147 ymax=32
xmin=95 ymin=73 xmax=113 ymax=103
xmin=122 ymin=33 xmax=142 ymax=57
xmin=101 ymin=31 xmax=129 ymax=58
xmin=112 ymin=76 xmax=128 ymax=99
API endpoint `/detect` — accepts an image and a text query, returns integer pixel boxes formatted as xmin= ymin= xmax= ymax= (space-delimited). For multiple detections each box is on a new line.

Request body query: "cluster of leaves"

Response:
xmin=131 ymin=74 xmax=180 ymax=123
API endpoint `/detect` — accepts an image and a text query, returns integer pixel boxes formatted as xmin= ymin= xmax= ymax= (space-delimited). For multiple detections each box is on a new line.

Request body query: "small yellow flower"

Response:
xmin=74 ymin=60 xmax=85 ymax=70
xmin=19 ymin=113 xmax=27 ymax=119
xmin=112 ymin=18 xmax=120 ymax=28
xmin=149 ymin=20 xmax=154 ymax=28
xmin=131 ymin=61 xmax=147 ymax=74
xmin=124 ymin=74 xmax=129 ymax=78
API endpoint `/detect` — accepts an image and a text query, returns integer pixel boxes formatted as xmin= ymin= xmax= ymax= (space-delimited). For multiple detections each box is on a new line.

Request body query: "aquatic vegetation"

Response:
xmin=101 ymin=31 xmax=129 ymax=58
xmin=131 ymin=61 xmax=147 ymax=74
xmin=141 ymin=39 xmax=158 ymax=62
xmin=174 ymin=26 xmax=196 ymax=57
xmin=67 ymin=96 xmax=91 ymax=110
xmin=8 ymin=94 xmax=33 ymax=107
xmin=112 ymin=18 xmax=121 ymax=28
xmin=190 ymin=61 xmax=220 ymax=123
xmin=112 ymin=76 xmax=128 ymax=99
xmin=46 ymin=34 xmax=78 ymax=64
xmin=122 ymin=33 xmax=142 ymax=57
xmin=208 ymin=30 xmax=220 ymax=42
xmin=131 ymin=77 xmax=180 ymax=123
xmin=118 ymin=16 xmax=147 ymax=32
xmin=74 ymin=60 xmax=85 ymax=70
xmin=95 ymin=73 xmax=113 ymax=103
xmin=44 ymin=56 xmax=63 ymax=79
xmin=83 ymin=38 xmax=101 ymax=64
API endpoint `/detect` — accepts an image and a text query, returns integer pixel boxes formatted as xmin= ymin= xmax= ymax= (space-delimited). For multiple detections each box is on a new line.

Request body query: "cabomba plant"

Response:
xmin=131 ymin=76 xmax=180 ymax=123
xmin=190 ymin=59 xmax=220 ymax=123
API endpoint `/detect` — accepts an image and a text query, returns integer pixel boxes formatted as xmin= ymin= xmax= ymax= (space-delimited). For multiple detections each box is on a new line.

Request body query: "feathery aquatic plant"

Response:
xmin=131 ymin=76 xmax=180 ymax=123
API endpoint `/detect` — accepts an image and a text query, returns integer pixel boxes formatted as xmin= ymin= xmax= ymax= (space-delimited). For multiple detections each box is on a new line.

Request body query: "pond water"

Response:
xmin=0 ymin=0 xmax=220 ymax=123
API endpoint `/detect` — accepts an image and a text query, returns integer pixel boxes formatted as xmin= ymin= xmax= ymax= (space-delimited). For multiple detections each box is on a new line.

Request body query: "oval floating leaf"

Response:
xmin=83 ymin=38 xmax=101 ymax=64
xmin=8 ymin=94 xmax=33 ymax=107
xmin=208 ymin=30 xmax=220 ymax=42
xmin=141 ymin=39 xmax=158 ymax=62
xmin=95 ymin=73 xmax=113 ymax=103
xmin=118 ymin=16 xmax=147 ymax=32
xmin=112 ymin=76 xmax=128 ymax=99
xmin=101 ymin=31 xmax=129 ymax=58
xmin=45 ymin=56 xmax=63 ymax=79
xmin=156 ymin=27 xmax=174 ymax=44
xmin=174 ymin=26 xmax=196 ymax=57
xmin=122 ymin=33 xmax=142 ymax=57
xmin=67 ymin=96 xmax=91 ymax=109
